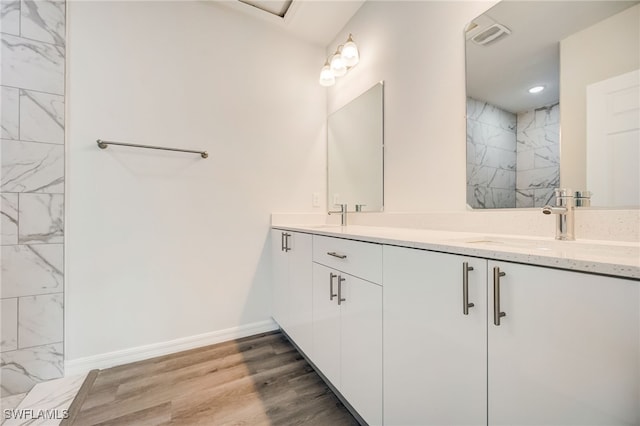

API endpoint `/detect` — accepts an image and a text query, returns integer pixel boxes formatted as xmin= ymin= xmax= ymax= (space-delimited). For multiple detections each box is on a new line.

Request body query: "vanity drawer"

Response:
xmin=313 ymin=235 xmax=382 ymax=284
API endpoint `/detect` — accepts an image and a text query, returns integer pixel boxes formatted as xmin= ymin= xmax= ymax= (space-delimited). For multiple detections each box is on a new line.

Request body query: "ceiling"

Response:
xmin=220 ymin=0 xmax=366 ymax=47
xmin=466 ymin=0 xmax=638 ymax=113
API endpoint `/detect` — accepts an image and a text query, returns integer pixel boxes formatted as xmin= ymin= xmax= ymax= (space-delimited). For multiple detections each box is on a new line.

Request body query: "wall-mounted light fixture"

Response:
xmin=319 ymin=34 xmax=360 ymax=87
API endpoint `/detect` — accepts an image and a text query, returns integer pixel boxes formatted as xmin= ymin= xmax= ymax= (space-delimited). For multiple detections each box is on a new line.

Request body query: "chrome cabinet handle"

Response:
xmin=327 ymin=252 xmax=347 ymax=259
xmin=281 ymin=232 xmax=286 ymax=252
xmin=284 ymin=233 xmax=291 ymax=252
xmin=337 ymin=276 xmax=346 ymax=305
xmin=463 ymin=262 xmax=475 ymax=315
xmin=493 ymin=267 xmax=507 ymax=326
xmin=329 ymin=273 xmax=338 ymax=301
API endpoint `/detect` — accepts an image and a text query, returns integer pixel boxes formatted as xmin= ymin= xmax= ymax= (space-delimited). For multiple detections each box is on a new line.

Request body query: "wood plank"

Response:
xmin=69 ymin=331 xmax=358 ymax=425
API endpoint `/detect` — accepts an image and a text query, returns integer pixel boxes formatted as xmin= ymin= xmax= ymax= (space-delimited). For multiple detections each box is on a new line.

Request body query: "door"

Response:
xmin=488 ymin=261 xmax=640 ymax=425
xmin=587 ymin=69 xmax=640 ymax=206
xmin=312 ymin=263 xmax=341 ymax=387
xmin=287 ymin=232 xmax=313 ymax=356
xmin=383 ymin=246 xmax=487 ymax=425
xmin=271 ymin=229 xmax=289 ymax=329
xmin=340 ymin=273 xmax=382 ymax=426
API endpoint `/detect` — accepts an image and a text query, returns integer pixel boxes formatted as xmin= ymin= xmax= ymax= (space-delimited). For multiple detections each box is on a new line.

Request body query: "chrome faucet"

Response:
xmin=328 ymin=204 xmax=348 ymax=226
xmin=542 ymin=189 xmax=575 ymax=241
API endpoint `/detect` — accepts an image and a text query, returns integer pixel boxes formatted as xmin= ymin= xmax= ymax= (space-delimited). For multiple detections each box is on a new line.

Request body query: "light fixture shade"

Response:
xmin=330 ymin=52 xmax=347 ymax=77
xmin=341 ymin=35 xmax=359 ymax=67
xmin=319 ymin=64 xmax=335 ymax=87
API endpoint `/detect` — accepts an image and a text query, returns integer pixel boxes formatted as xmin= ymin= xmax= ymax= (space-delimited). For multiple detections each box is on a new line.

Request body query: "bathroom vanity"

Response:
xmin=271 ymin=225 xmax=639 ymax=426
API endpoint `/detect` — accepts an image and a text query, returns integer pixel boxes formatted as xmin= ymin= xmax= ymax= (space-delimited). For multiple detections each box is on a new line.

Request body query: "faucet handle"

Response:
xmin=333 ymin=203 xmax=347 ymax=212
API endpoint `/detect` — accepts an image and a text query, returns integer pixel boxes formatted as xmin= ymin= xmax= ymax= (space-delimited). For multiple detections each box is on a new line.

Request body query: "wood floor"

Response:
xmin=65 ymin=331 xmax=359 ymax=425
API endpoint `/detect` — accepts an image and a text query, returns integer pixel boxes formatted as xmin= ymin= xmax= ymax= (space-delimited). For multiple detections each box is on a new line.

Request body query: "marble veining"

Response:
xmin=1 ymin=0 xmax=65 ymax=397
xmin=1 ymin=298 xmax=18 ymax=352
xmin=467 ymin=99 xmax=560 ymax=209
xmin=0 ymin=0 xmax=20 ymax=36
xmin=20 ymin=0 xmax=65 ymax=47
xmin=466 ymin=97 xmax=516 ymax=130
xmin=516 ymin=103 xmax=560 ymax=207
xmin=0 ymin=343 xmax=63 ymax=396
xmin=1 ymin=86 xmax=19 ymax=140
xmin=1 ymin=139 xmax=65 ymax=193
xmin=1 ymin=244 xmax=63 ymax=298
xmin=17 ymin=193 xmax=63 ymax=243
xmin=467 ymin=98 xmax=517 ymax=209
xmin=1 ymin=34 xmax=64 ymax=95
xmin=0 ymin=392 xmax=27 ymax=416
xmin=18 ymin=293 xmax=63 ymax=349
xmin=1 ymin=193 xmax=19 ymax=245
xmin=19 ymin=90 xmax=64 ymax=144
xmin=3 ymin=373 xmax=86 ymax=426
xmin=517 ymin=166 xmax=560 ymax=190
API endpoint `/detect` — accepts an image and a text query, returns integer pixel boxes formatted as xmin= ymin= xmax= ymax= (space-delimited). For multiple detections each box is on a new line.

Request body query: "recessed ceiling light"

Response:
xmin=528 ymin=85 xmax=545 ymax=94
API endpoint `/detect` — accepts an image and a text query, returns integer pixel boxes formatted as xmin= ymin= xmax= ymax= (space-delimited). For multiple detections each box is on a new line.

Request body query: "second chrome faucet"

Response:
xmin=542 ymin=189 xmax=575 ymax=240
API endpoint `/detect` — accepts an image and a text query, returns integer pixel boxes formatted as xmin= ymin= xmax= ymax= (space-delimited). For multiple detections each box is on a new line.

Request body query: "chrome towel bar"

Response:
xmin=97 ymin=139 xmax=208 ymax=159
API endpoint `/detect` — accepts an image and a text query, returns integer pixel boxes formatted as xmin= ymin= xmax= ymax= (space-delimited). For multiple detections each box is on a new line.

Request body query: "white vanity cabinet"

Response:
xmin=487 ymin=260 xmax=639 ymax=425
xmin=271 ymin=229 xmax=313 ymax=357
xmin=383 ymin=245 xmax=639 ymax=426
xmin=383 ymin=246 xmax=488 ymax=426
xmin=312 ymin=236 xmax=383 ymax=426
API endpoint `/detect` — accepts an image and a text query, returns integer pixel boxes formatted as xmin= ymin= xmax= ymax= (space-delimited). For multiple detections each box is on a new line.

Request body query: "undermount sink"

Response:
xmin=453 ymin=236 xmax=639 ymax=260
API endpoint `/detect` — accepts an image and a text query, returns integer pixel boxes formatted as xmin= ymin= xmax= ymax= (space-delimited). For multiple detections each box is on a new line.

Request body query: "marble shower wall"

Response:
xmin=1 ymin=0 xmax=65 ymax=396
xmin=516 ymin=103 xmax=560 ymax=207
xmin=466 ymin=98 xmax=517 ymax=208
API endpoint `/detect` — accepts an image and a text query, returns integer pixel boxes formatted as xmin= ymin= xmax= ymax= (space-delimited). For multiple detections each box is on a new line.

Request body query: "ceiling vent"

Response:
xmin=237 ymin=0 xmax=293 ymax=18
xmin=471 ymin=23 xmax=511 ymax=46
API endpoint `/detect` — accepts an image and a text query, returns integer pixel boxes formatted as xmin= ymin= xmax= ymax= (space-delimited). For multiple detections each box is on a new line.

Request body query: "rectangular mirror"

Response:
xmin=465 ymin=0 xmax=639 ymax=209
xmin=328 ymin=81 xmax=384 ymax=212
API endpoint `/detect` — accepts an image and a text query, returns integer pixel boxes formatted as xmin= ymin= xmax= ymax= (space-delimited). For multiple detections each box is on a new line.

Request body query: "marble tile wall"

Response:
xmin=466 ymin=97 xmax=517 ymax=208
xmin=1 ymin=0 xmax=65 ymax=396
xmin=515 ymin=103 xmax=560 ymax=208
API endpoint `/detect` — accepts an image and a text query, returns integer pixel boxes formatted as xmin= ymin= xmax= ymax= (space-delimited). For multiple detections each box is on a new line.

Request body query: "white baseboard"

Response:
xmin=64 ymin=319 xmax=279 ymax=377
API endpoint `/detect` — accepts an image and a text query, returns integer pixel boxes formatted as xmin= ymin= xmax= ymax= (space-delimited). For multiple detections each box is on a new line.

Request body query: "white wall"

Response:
xmin=560 ymin=4 xmax=640 ymax=192
xmin=66 ymin=1 xmax=326 ymax=361
xmin=326 ymin=1 xmax=494 ymax=212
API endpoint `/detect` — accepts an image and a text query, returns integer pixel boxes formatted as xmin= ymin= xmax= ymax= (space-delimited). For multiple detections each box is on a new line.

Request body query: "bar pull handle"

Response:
xmin=493 ymin=267 xmax=507 ymax=326
xmin=281 ymin=233 xmax=285 ymax=252
xmin=337 ymin=275 xmax=346 ymax=305
xmin=463 ymin=262 xmax=475 ymax=315
xmin=327 ymin=252 xmax=347 ymax=259
xmin=329 ymin=273 xmax=338 ymax=301
xmin=284 ymin=233 xmax=291 ymax=252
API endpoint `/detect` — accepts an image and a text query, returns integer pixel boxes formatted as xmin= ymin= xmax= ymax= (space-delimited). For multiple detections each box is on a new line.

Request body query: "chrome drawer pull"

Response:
xmin=337 ymin=276 xmax=346 ymax=305
xmin=493 ymin=267 xmax=507 ymax=326
xmin=329 ymin=273 xmax=338 ymax=301
xmin=327 ymin=252 xmax=347 ymax=259
xmin=463 ymin=262 xmax=475 ymax=315
xmin=284 ymin=233 xmax=291 ymax=252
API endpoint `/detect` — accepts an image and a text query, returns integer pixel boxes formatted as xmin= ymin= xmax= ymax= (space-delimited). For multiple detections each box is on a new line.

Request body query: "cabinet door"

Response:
xmin=312 ymin=263 xmax=341 ymax=387
xmin=384 ymin=246 xmax=487 ymax=426
xmin=271 ymin=229 xmax=289 ymax=329
xmin=340 ymin=274 xmax=382 ymax=426
xmin=287 ymin=232 xmax=313 ymax=357
xmin=488 ymin=261 xmax=640 ymax=425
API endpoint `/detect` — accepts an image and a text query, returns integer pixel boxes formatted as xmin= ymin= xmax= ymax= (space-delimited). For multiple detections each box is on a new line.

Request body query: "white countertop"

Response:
xmin=273 ymin=224 xmax=640 ymax=280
